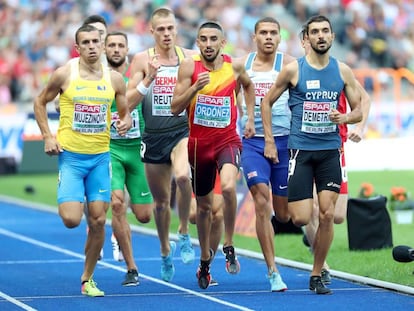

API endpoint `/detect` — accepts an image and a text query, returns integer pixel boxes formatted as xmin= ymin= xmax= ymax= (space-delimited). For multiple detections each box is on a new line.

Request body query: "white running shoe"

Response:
xmin=111 ymin=233 xmax=124 ymax=261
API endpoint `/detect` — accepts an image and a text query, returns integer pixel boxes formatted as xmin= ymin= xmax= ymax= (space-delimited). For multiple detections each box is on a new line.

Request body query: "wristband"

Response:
xmin=136 ymin=81 xmax=149 ymax=96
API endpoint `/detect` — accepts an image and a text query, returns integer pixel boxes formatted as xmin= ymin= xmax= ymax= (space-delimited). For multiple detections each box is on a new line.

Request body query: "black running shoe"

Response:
xmin=223 ymin=245 xmax=240 ymax=274
xmin=302 ymin=234 xmax=310 ymax=247
xmin=321 ymin=269 xmax=332 ymax=285
xmin=196 ymin=249 xmax=213 ymax=290
xmin=122 ymin=269 xmax=139 ymax=286
xmin=309 ymin=276 xmax=332 ymax=294
xmin=197 ymin=261 xmax=211 ymax=289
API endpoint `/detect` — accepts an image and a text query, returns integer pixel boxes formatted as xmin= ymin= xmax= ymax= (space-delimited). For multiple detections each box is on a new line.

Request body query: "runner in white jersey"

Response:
xmin=238 ymin=17 xmax=296 ymax=292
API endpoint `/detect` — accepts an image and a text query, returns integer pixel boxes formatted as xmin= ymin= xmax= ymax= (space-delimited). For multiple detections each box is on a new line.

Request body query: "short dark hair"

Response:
xmin=198 ymin=21 xmax=223 ymax=34
xmin=75 ymin=24 xmax=99 ymax=44
xmin=105 ymin=31 xmax=128 ymax=45
xmin=303 ymin=15 xmax=332 ymax=36
xmin=82 ymin=15 xmax=107 ymax=28
xmin=254 ymin=17 xmax=280 ymax=33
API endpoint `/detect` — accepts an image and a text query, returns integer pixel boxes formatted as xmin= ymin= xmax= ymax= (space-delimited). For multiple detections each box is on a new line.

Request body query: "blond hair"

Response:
xmin=150 ymin=7 xmax=175 ymax=26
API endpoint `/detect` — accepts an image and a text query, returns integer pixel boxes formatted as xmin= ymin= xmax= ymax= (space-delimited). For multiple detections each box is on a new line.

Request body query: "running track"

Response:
xmin=0 ymin=196 xmax=413 ymax=311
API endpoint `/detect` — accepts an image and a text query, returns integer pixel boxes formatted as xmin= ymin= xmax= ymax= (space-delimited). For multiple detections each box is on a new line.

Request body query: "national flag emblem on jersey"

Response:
xmin=247 ymin=171 xmax=258 ymax=179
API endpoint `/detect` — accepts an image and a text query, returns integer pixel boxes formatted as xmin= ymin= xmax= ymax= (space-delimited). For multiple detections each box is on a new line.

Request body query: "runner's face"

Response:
xmin=88 ymin=22 xmax=107 ymax=56
xmin=307 ymin=21 xmax=334 ymax=55
xmin=197 ymin=28 xmax=225 ymax=63
xmin=105 ymin=35 xmax=128 ymax=68
xmin=89 ymin=22 xmax=107 ymax=43
xmin=151 ymin=15 xmax=177 ymax=49
xmin=76 ymin=30 xmax=102 ymax=63
xmin=254 ymin=22 xmax=281 ymax=55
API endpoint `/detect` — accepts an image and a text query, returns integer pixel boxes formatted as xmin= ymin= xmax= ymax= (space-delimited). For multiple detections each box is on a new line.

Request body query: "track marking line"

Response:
xmin=0 ymin=291 xmax=38 ymax=311
xmin=0 ymin=228 xmax=254 ymax=311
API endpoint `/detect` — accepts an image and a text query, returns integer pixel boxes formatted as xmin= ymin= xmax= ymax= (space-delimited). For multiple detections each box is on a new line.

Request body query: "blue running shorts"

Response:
xmin=57 ymin=150 xmax=111 ymax=204
xmin=241 ymin=135 xmax=289 ymax=196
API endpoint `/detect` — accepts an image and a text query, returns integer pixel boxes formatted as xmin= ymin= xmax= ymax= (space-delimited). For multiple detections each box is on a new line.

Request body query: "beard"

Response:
xmin=311 ymin=41 xmax=332 ymax=55
xmin=107 ymin=56 xmax=125 ymax=68
xmin=201 ymin=49 xmax=220 ymax=63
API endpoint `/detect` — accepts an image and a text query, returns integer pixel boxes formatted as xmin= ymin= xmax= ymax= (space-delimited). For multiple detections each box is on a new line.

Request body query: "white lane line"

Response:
xmin=0 ymin=255 xmax=221 ymax=265
xmin=0 ymin=228 xmax=254 ymax=311
xmin=3 ymin=196 xmax=413 ymax=296
xmin=0 ymin=291 xmax=38 ymax=311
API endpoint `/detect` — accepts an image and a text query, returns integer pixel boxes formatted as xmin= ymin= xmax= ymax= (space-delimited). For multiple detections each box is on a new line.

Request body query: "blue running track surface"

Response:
xmin=0 ymin=197 xmax=413 ymax=311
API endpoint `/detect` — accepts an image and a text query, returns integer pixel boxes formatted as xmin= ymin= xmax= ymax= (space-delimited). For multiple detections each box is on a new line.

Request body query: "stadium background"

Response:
xmin=1 ymin=1 xmax=414 ymax=197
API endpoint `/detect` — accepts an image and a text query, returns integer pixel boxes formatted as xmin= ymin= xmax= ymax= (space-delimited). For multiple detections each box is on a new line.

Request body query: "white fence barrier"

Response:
xmin=345 ymin=136 xmax=414 ymax=171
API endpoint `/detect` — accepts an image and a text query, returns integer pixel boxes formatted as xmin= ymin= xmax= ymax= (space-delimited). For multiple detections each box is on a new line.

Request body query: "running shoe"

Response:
xmin=302 ymin=234 xmax=311 ymax=247
xmin=111 ymin=233 xmax=124 ymax=262
xmin=178 ymin=233 xmax=195 ymax=264
xmin=223 ymin=245 xmax=240 ymax=274
xmin=161 ymin=241 xmax=176 ymax=282
xmin=196 ymin=249 xmax=214 ymax=290
xmin=321 ymin=268 xmax=332 ymax=285
xmin=98 ymin=248 xmax=104 ymax=261
xmin=122 ymin=269 xmax=139 ymax=286
xmin=267 ymin=271 xmax=287 ymax=292
xmin=309 ymin=275 xmax=332 ymax=294
xmin=209 ymin=276 xmax=219 ymax=286
xmin=81 ymin=279 xmax=104 ymax=297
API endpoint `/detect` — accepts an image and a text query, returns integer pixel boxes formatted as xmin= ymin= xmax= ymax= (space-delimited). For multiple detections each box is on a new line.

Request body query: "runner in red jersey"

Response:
xmin=171 ymin=21 xmax=255 ymax=289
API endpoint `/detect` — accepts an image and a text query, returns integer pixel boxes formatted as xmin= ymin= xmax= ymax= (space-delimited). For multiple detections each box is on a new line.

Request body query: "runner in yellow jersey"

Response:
xmin=33 ymin=24 xmax=131 ymax=297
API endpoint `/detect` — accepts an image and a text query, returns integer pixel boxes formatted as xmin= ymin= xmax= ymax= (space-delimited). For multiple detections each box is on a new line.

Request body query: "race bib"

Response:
xmin=301 ymin=101 xmax=336 ymax=134
xmin=151 ymin=69 xmax=185 ymax=117
xmin=193 ymin=94 xmax=231 ymax=128
xmin=110 ymin=109 xmax=140 ymax=139
xmin=73 ymin=103 xmax=107 ymax=134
